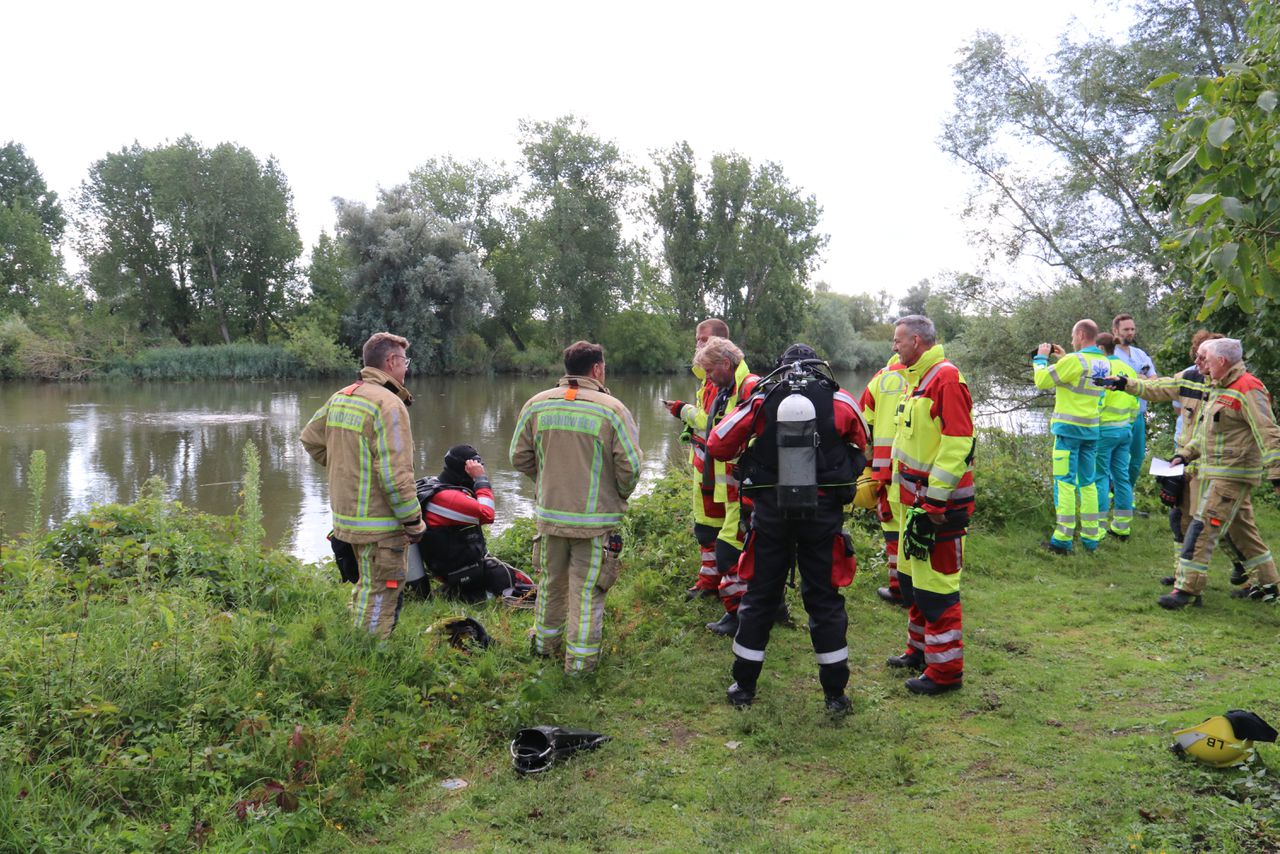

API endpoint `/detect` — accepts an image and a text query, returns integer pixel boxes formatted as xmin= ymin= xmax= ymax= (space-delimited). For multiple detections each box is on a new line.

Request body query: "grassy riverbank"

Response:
xmin=3 ymin=438 xmax=1280 ymax=852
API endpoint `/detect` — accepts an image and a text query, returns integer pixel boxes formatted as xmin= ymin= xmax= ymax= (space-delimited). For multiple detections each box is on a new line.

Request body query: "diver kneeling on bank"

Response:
xmin=406 ymin=444 xmax=536 ymax=606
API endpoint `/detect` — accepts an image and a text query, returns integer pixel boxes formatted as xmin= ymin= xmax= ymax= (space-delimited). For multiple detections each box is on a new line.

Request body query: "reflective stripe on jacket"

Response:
xmin=300 ymin=366 xmax=422 ymax=543
xmin=682 ymin=360 xmax=757 ymax=502
xmin=1032 ymin=347 xmax=1108 ymax=434
xmin=891 ymin=345 xmax=975 ymax=516
xmin=859 ymin=358 xmax=908 ymax=483
xmin=1101 ymin=357 xmax=1139 ymax=431
xmin=510 ymin=375 xmax=642 ymax=537
xmin=1177 ymin=363 xmax=1280 ymax=484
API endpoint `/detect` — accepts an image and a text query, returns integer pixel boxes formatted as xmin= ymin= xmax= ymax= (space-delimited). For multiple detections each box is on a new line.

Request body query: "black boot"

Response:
xmin=1230 ymin=563 xmax=1249 ymax=587
xmin=824 ymin=694 xmax=852 ymax=715
xmin=706 ymin=612 xmax=739 ymax=635
xmin=905 ymin=675 xmax=962 ymax=695
xmin=1159 ymin=575 xmax=1176 ymax=586
xmin=877 ymin=586 xmax=907 ymax=607
xmin=1232 ymin=583 xmax=1278 ymax=601
xmin=726 ymin=681 xmax=755 ymax=708
xmin=1157 ymin=589 xmax=1202 ymax=610
xmin=886 ymin=651 xmax=925 ymax=670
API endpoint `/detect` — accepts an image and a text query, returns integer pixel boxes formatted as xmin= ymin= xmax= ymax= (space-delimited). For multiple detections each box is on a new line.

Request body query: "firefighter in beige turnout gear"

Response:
xmin=1123 ymin=338 xmax=1280 ymax=608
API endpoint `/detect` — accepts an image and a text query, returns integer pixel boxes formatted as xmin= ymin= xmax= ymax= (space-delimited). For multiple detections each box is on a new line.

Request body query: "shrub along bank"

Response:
xmin=2 ymin=435 xmax=1280 ymax=851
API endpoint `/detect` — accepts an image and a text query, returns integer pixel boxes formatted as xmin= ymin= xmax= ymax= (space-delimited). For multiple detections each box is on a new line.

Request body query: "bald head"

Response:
xmin=1072 ymin=319 xmax=1098 ymax=350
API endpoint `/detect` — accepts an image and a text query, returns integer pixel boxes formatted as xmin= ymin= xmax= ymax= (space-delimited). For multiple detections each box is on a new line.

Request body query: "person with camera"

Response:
xmin=1033 ymin=320 xmax=1110 ymax=554
xmin=706 ymin=343 xmax=868 ymax=714
xmin=410 ymin=444 xmax=535 ymax=605
xmin=882 ymin=316 xmax=974 ymax=695
xmin=301 ymin=332 xmax=425 ymax=639
xmin=510 ymin=341 xmax=642 ymax=674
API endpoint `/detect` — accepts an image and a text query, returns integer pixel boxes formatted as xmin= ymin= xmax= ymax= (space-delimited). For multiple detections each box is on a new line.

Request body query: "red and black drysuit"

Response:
xmin=413 ymin=475 xmax=531 ymax=602
xmin=707 ymin=376 xmax=868 ymax=702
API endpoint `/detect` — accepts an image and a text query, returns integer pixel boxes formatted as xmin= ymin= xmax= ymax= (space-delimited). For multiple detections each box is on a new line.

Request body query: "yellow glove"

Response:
xmin=853 ymin=466 xmax=879 ymax=510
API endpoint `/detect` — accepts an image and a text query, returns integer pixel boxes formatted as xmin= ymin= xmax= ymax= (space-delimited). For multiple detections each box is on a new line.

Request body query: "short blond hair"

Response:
xmin=362 ymin=332 xmax=409 ymax=369
xmin=695 ymin=336 xmax=744 ymax=370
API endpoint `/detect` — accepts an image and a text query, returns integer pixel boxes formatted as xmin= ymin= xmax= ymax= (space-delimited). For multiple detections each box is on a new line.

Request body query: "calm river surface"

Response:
xmin=1 ymin=370 xmax=878 ymax=562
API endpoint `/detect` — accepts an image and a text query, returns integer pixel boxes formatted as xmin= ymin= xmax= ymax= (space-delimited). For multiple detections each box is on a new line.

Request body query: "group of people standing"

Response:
xmin=298 ymin=310 xmax=1280 ymax=712
xmin=668 ymin=315 xmax=974 ymax=707
xmin=1033 ymin=314 xmax=1280 ymax=610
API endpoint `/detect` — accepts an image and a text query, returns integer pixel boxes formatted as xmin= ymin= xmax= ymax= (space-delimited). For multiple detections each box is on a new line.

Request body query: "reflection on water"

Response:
xmin=2 ymin=368 xmax=1048 ymax=562
xmin=2 ymin=371 xmax=861 ymax=562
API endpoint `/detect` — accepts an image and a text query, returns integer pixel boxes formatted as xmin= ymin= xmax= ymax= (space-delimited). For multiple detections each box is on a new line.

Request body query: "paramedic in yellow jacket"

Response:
xmin=1095 ymin=333 xmax=1139 ymax=539
xmin=690 ymin=336 xmax=761 ymax=636
xmin=1033 ymin=320 xmax=1109 ymax=554
xmin=301 ymin=332 xmax=426 ymax=639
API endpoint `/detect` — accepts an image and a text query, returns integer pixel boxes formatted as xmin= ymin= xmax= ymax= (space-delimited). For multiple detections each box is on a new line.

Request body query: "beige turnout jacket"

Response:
xmin=510 ymin=375 xmax=642 ymax=538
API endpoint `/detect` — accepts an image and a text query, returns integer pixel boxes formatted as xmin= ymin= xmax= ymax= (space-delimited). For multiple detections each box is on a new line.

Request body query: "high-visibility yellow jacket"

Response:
xmin=1100 ymin=357 xmax=1139 ymax=435
xmin=300 ymin=367 xmax=424 ymax=544
xmin=1032 ymin=346 xmax=1108 ymax=437
xmin=892 ymin=345 xmax=975 ymax=517
xmin=859 ymin=356 xmax=908 ymax=484
xmin=510 ymin=375 xmax=642 ymax=537
xmin=678 ymin=360 xmax=755 ymax=503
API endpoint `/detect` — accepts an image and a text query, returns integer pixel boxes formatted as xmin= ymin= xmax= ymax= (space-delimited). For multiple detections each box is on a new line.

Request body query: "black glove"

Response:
xmin=1091 ymin=376 xmax=1127 ymax=390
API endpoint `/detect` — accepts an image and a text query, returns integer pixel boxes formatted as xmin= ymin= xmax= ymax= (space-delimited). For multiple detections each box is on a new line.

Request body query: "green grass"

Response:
xmin=4 ymin=448 xmax=1280 ymax=852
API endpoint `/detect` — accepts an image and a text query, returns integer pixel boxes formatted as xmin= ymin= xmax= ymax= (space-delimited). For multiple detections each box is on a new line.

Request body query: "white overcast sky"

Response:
xmin=6 ymin=0 xmax=1129 ymax=303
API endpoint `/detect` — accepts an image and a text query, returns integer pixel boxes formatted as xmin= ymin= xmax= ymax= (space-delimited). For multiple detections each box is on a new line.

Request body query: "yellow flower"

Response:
xmin=255 ymin=691 xmax=264 ymax=699
xmin=335 ymin=823 xmax=343 ymax=830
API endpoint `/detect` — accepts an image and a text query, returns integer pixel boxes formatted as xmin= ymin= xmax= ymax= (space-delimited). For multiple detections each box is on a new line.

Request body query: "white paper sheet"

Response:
xmin=1149 ymin=457 xmax=1184 ymax=477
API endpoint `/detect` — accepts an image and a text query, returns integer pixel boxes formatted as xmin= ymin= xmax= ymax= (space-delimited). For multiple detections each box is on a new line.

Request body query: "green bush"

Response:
xmin=971 ymin=427 xmax=1054 ymax=530
xmin=0 ymin=313 xmax=34 ymax=379
xmin=448 ymin=332 xmax=493 ymax=375
xmin=282 ymin=318 xmax=357 ymax=374
xmin=601 ymin=310 xmax=681 ymax=373
xmin=493 ymin=342 xmax=558 ymax=375
xmin=107 ymin=343 xmax=312 ymax=381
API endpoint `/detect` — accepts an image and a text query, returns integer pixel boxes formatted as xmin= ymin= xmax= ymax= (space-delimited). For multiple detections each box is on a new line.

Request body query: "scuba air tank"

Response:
xmin=776 ymin=382 xmax=819 ymax=516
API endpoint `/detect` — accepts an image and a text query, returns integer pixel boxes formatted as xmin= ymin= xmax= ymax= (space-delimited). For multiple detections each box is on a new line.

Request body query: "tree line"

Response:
xmin=7 ymin=0 xmax=1279 ymax=388
xmin=0 ymin=120 xmax=902 ymax=380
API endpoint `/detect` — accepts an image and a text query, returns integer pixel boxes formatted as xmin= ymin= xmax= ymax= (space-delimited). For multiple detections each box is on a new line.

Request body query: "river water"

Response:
xmin=3 ymin=370 xmax=884 ymax=562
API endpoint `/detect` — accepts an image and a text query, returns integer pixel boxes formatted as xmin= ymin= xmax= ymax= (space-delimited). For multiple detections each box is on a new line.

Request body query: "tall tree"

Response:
xmin=650 ymin=142 xmax=709 ymax=326
xmin=649 ymin=146 xmax=826 ymax=361
xmin=0 ymin=142 xmax=65 ymax=314
xmin=940 ymin=0 xmax=1248 ymax=296
xmin=519 ymin=116 xmax=640 ymax=343
xmin=405 ymin=156 xmax=535 ymax=350
xmin=335 ymin=187 xmax=496 ymax=373
xmin=1145 ymin=1 xmax=1280 ymax=385
xmin=77 ymin=137 xmax=302 ymax=345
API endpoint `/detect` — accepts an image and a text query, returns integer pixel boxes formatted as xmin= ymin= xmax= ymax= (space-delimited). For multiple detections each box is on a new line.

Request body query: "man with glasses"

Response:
xmin=302 ymin=332 xmax=425 ymax=638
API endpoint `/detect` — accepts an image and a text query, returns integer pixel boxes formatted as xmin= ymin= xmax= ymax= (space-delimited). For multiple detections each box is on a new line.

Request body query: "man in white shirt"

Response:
xmin=1112 ymin=313 xmax=1156 ymax=489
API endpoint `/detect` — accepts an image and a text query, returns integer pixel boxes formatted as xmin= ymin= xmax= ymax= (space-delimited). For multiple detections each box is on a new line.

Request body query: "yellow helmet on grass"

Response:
xmin=1171 ymin=710 xmax=1277 ymax=767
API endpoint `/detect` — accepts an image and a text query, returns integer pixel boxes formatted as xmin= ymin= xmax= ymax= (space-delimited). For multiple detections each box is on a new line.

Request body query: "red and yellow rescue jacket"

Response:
xmin=859 ymin=358 xmax=908 ymax=484
xmin=680 ymin=360 xmax=758 ymax=504
xmin=891 ymin=345 xmax=976 ymax=517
